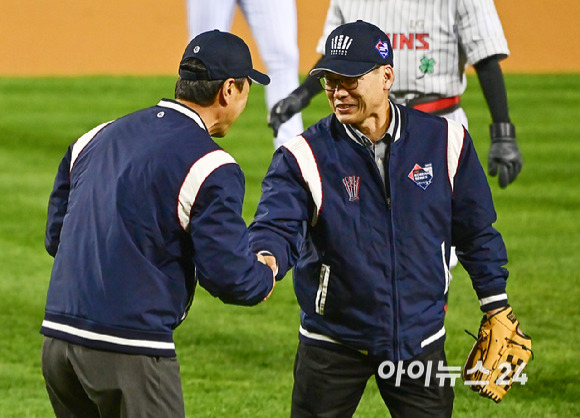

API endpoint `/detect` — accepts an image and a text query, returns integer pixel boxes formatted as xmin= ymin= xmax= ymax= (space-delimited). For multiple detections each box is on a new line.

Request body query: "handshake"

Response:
xmin=256 ymin=252 xmax=278 ymax=301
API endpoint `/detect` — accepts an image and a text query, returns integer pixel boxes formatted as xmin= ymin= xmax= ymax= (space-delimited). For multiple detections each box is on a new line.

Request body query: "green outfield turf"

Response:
xmin=0 ymin=74 xmax=579 ymax=417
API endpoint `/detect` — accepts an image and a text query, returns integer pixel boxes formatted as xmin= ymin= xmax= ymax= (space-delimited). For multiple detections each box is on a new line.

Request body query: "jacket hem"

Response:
xmin=40 ymin=318 xmax=176 ymax=357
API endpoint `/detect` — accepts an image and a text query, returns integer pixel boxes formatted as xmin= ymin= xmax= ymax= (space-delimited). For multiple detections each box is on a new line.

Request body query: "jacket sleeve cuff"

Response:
xmin=478 ymin=292 xmax=508 ymax=312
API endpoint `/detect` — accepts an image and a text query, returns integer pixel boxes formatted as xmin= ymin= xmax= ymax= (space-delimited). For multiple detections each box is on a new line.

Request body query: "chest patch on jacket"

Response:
xmin=408 ymin=163 xmax=433 ymax=190
xmin=342 ymin=175 xmax=361 ymax=201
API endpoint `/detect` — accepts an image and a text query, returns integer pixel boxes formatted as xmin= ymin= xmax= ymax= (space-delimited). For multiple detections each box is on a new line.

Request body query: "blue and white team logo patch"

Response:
xmin=342 ymin=175 xmax=361 ymax=201
xmin=375 ymin=40 xmax=390 ymax=59
xmin=408 ymin=163 xmax=433 ymax=190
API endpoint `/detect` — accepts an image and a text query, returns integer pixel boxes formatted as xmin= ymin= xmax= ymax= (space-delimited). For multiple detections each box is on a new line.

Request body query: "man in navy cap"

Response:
xmin=41 ymin=30 xmax=276 ymax=417
xmin=249 ymin=20 xmax=522 ymax=417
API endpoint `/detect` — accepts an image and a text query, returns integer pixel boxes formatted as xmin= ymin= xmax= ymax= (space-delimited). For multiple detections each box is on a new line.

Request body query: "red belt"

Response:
xmin=411 ymin=96 xmax=460 ymax=114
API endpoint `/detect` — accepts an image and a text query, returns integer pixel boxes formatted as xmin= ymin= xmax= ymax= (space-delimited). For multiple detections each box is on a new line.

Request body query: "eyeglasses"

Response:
xmin=319 ymin=66 xmax=382 ymax=92
xmin=319 ymin=75 xmax=360 ymax=91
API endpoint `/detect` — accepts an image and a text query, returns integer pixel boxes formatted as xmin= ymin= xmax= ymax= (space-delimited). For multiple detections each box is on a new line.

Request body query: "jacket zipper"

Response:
xmin=358 ymin=131 xmax=399 ymax=358
xmin=384 ymin=139 xmax=392 ymax=210
xmin=384 ymin=137 xmax=399 ymax=359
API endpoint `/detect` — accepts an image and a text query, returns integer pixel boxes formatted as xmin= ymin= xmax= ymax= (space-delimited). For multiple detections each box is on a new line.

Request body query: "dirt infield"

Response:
xmin=1 ymin=0 xmax=578 ymax=76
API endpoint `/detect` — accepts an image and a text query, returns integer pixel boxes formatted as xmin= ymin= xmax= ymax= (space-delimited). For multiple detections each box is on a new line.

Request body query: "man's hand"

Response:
xmin=256 ymin=253 xmax=277 ymax=301
xmin=268 ymin=94 xmax=304 ymax=137
xmin=488 ymin=122 xmax=523 ymax=188
xmin=258 ymin=254 xmax=278 ymax=274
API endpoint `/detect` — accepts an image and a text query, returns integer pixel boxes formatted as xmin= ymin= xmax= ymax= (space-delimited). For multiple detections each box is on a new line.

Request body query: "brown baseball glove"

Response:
xmin=462 ymin=306 xmax=533 ymax=403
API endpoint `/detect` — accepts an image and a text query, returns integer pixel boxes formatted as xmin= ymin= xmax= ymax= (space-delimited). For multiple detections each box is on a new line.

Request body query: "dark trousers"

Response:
xmin=291 ymin=342 xmax=454 ymax=418
xmin=41 ymin=337 xmax=185 ymax=418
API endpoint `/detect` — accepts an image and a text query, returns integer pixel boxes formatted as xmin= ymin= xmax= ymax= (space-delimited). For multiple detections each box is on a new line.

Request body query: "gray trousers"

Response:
xmin=41 ymin=336 xmax=185 ymax=418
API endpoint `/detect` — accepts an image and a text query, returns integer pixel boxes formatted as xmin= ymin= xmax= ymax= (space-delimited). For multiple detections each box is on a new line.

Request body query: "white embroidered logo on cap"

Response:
xmin=330 ymin=35 xmax=353 ymax=56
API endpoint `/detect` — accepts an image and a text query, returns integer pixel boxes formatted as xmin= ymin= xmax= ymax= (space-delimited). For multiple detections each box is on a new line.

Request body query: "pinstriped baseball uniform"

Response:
xmin=186 ymin=0 xmax=303 ymax=148
xmin=317 ymin=0 xmax=510 ymax=127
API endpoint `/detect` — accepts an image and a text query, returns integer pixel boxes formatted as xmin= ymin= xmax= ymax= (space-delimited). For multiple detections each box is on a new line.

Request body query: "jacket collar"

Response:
xmin=341 ymin=100 xmax=402 ymax=146
xmin=157 ymin=99 xmax=208 ymax=132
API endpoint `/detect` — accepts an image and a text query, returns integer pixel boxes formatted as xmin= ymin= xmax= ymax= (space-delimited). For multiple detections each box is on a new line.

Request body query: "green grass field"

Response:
xmin=0 ymin=73 xmax=579 ymax=417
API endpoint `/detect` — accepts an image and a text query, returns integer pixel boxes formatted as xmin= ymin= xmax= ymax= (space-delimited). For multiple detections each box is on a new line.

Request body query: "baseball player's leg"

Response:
xmin=374 ymin=346 xmax=455 ymax=418
xmin=240 ymin=0 xmax=303 ymax=147
xmin=442 ymin=107 xmax=468 ymax=130
xmin=291 ymin=342 xmax=373 ymax=417
xmin=185 ymin=0 xmax=237 ymax=37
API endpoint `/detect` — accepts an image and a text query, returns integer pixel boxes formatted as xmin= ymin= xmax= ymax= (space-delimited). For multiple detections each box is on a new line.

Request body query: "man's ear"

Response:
xmin=384 ymin=65 xmax=395 ymax=91
xmin=218 ymin=78 xmax=236 ymax=106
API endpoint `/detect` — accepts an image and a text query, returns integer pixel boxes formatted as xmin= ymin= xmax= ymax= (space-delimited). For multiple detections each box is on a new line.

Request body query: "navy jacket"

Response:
xmin=249 ymin=103 xmax=509 ymax=361
xmin=42 ymin=99 xmax=273 ymax=357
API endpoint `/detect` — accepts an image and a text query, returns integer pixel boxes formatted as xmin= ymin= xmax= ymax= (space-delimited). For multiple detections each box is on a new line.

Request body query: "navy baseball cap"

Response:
xmin=310 ymin=20 xmax=394 ymax=77
xmin=179 ymin=30 xmax=270 ymax=85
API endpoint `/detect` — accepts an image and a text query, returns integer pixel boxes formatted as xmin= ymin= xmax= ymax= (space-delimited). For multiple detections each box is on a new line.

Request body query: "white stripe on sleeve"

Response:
xmin=177 ymin=150 xmax=237 ymax=231
xmin=446 ymin=118 xmax=465 ymax=191
xmin=282 ymin=136 xmax=323 ymax=225
xmin=70 ymin=121 xmax=112 ymax=171
xmin=479 ymin=293 xmax=508 ymax=307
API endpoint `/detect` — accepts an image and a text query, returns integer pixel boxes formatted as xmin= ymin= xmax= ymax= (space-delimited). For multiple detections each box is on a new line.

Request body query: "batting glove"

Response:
xmin=268 ymin=74 xmax=323 ymax=137
xmin=268 ymin=93 xmax=305 ymax=137
xmin=488 ymin=122 xmax=523 ymax=188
